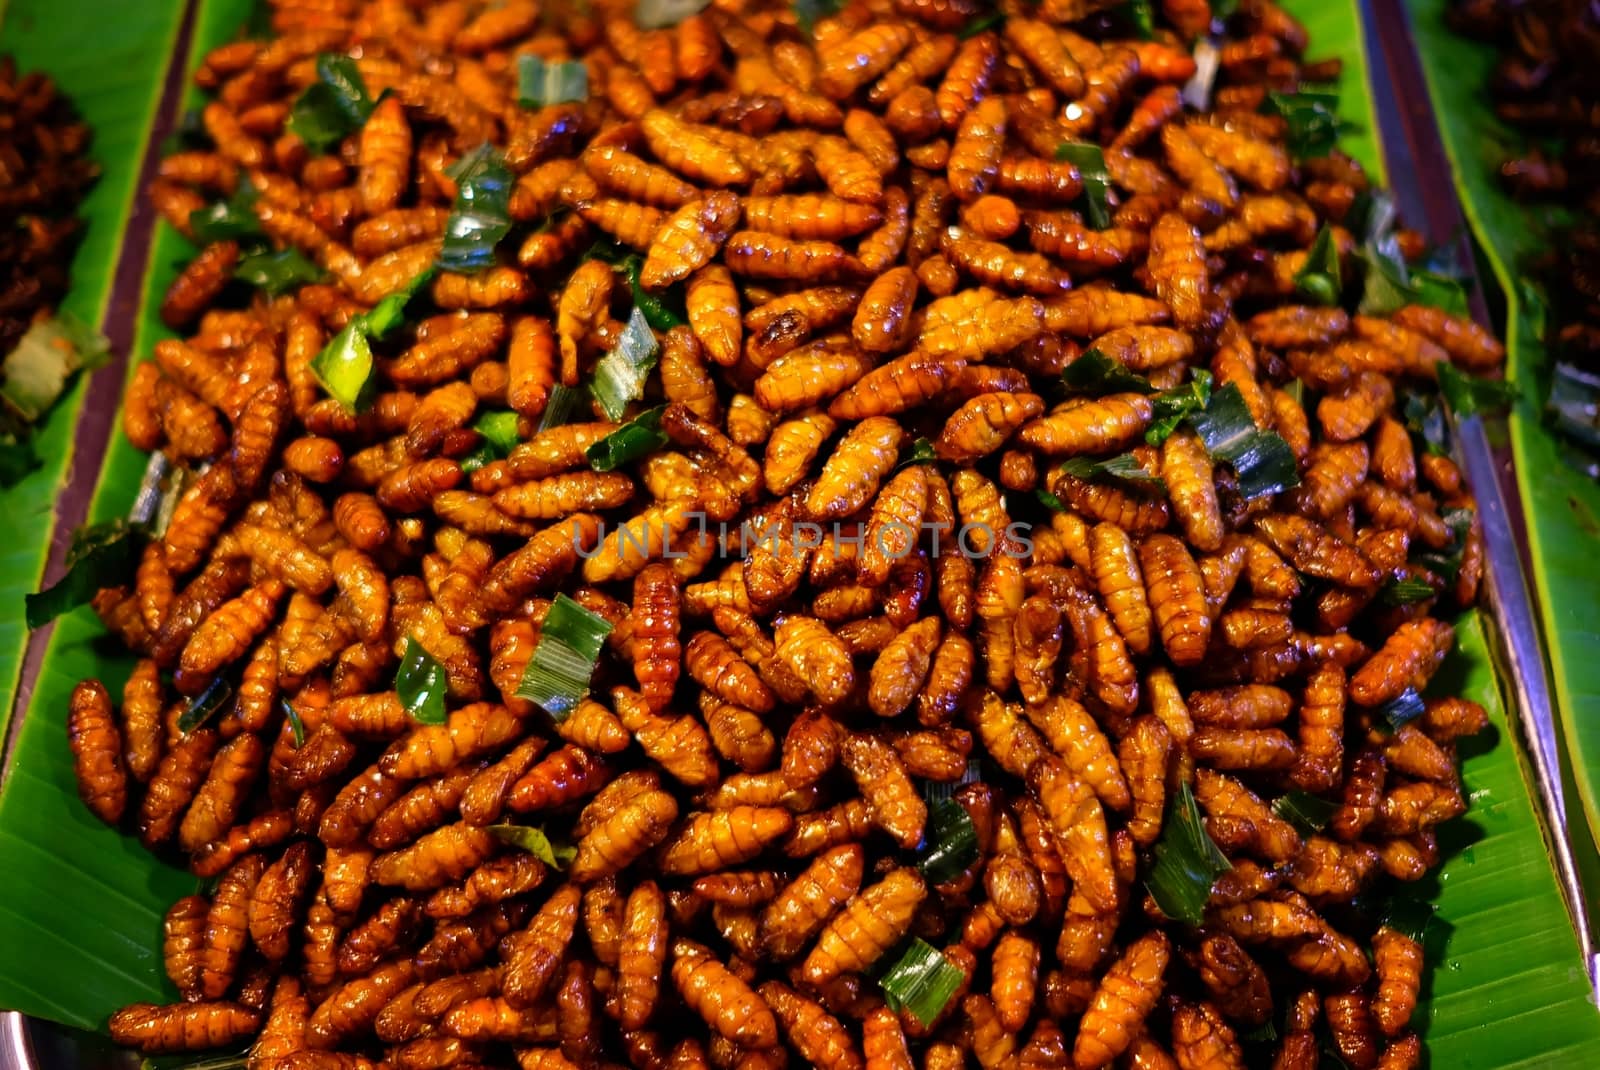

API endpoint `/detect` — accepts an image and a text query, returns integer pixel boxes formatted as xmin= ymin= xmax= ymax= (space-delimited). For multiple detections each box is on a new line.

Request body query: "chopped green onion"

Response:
xmin=1438 ymin=363 xmax=1519 ymax=418
xmin=282 ymin=699 xmax=306 ymax=748
xmin=1146 ymin=783 xmax=1232 ymax=926
xmin=287 ymin=53 xmax=377 ymax=156
xmin=488 ymin=824 xmax=576 ymax=869
xmin=517 ymin=54 xmax=589 ymax=109
xmin=1186 ymin=383 xmax=1300 ymax=500
xmin=1285 ymin=379 xmax=1305 ymax=406
xmin=1358 ymin=236 xmax=1415 ymax=316
xmin=897 ymin=436 xmax=938 ymax=471
xmin=540 ymin=383 xmax=588 ymax=431
xmin=1294 ymin=224 xmax=1342 ymax=307
xmin=440 ymin=144 xmax=514 ymax=274
xmin=1181 ymin=39 xmax=1221 ymax=111
xmin=1241 ymin=1021 xmax=1279 ymax=1047
xmin=309 ymin=321 xmax=376 ymax=413
xmin=1035 ymin=488 xmax=1066 ymax=512
xmin=1412 ymin=270 xmax=1470 ymax=317
xmin=635 ymin=0 xmax=710 ymax=29
xmin=878 ymin=939 xmax=965 ymax=1027
xmin=177 ymin=675 xmax=236 ymax=734
xmin=0 ymin=314 xmax=113 ymax=435
xmin=1062 ymin=349 xmax=1154 ymax=396
xmin=189 ymin=178 xmax=262 ymax=244
xmin=1376 ymin=688 xmax=1426 ymax=731
xmin=1379 ymin=895 xmax=1437 ymax=944
xmin=395 ymin=637 xmax=449 ymax=725
xmin=590 ymin=307 xmax=661 ymax=421
xmin=1212 ymin=0 xmax=1241 ymax=19
xmin=475 ymin=410 xmax=523 ymax=456
xmin=793 ymin=0 xmax=843 ymax=35
xmin=917 ymin=798 xmax=979 ymax=885
xmin=1120 ymin=0 xmax=1156 ymax=39
xmin=25 ymin=519 xmax=148 ymax=629
xmin=1401 ymin=392 xmax=1450 ymax=456
xmin=1264 ymin=87 xmax=1341 ymax=159
xmin=1054 ymin=142 xmax=1112 ymax=229
xmin=1412 ymin=507 xmax=1474 ymax=582
xmin=516 ymin=594 xmax=615 ymax=717
xmin=1271 ymin=791 xmax=1338 ymax=835
xmin=958 ymin=12 xmax=1007 ymax=39
xmin=588 ymin=406 xmax=668 ymax=472
xmin=620 ymin=255 xmax=687 ymax=328
xmin=1381 ymin=577 xmax=1438 ymax=606
xmin=1146 ymin=370 xmax=1214 ymax=446
xmin=234 ymin=248 xmax=324 ymax=296
xmin=362 ymin=267 xmax=436 ymax=340
xmin=1058 ymin=452 xmax=1166 ymax=488
xmin=0 ymin=434 xmax=40 ymax=488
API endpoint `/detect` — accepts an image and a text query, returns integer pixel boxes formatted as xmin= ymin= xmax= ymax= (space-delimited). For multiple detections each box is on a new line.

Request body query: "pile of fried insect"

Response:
xmin=62 ymin=0 xmax=1505 ymax=1067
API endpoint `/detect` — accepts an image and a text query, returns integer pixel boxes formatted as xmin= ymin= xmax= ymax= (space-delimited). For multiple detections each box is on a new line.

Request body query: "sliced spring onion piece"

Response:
xmin=1358 ymin=235 xmax=1416 ymax=316
xmin=395 ymin=637 xmax=449 ymax=725
xmin=1146 ymin=782 xmax=1232 ymax=925
xmin=1264 ymin=86 xmax=1340 ymax=159
xmin=178 ymin=676 xmax=235 ymax=735
xmin=488 ymin=824 xmax=576 ymax=869
xmin=1120 ymin=0 xmax=1156 ymax=39
xmin=287 ymin=54 xmax=377 ymax=156
xmin=793 ymin=0 xmax=843 ymax=35
xmin=1054 ymin=142 xmax=1112 ymax=229
xmin=1381 ymin=577 xmax=1438 ymax=606
xmin=879 ymin=939 xmax=965 ymax=1026
xmin=189 ymin=178 xmax=262 ymax=243
xmin=309 ymin=321 xmax=375 ymax=414
xmin=1186 ymin=383 xmax=1299 ymax=500
xmin=1412 ymin=507 xmax=1474 ymax=582
xmin=281 ymin=699 xmax=307 ymax=748
xmin=1146 ymin=370 xmax=1214 ymax=447
xmin=916 ymin=798 xmax=979 ymax=885
xmin=1284 ymin=378 xmax=1305 ymax=405
xmin=25 ymin=520 xmax=147 ymax=629
xmin=1035 ymin=488 xmax=1067 ymax=512
xmin=516 ymin=54 xmax=589 ymax=109
xmin=1377 ymin=688 xmax=1426 ymax=732
xmin=1271 ymin=791 xmax=1338 ymax=835
xmin=440 ymin=144 xmax=514 ymax=274
xmin=1438 ymin=363 xmax=1519 ymax=418
xmin=234 ymin=247 xmax=323 ymax=296
xmin=362 ymin=266 xmax=436 ymax=340
xmin=0 ymin=315 xmax=113 ymax=435
xmin=540 ymin=383 xmax=589 ymax=431
xmin=474 ymin=410 xmax=523 ymax=456
xmin=1294 ymin=224 xmax=1342 ymax=306
xmin=958 ymin=12 xmax=1007 ymax=39
xmin=635 ymin=0 xmax=710 ymax=29
xmin=590 ymin=307 xmax=660 ymax=421
xmin=1061 ymin=349 xmax=1154 ymax=395
xmin=1058 ymin=452 xmax=1166 ymax=488
xmin=896 ymin=436 xmax=938 ymax=471
xmin=588 ymin=406 xmax=668 ymax=472
xmin=1401 ymin=391 xmax=1450 ymax=456
xmin=620 ymin=255 xmax=687 ymax=329
xmin=1181 ymin=39 xmax=1221 ymax=111
xmin=516 ymin=594 xmax=615 ymax=717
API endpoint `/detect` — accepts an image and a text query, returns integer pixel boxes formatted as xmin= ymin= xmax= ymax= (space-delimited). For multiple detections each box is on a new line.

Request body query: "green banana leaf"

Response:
xmin=1403 ymin=0 xmax=1600 ymax=888
xmin=1 ymin=0 xmax=1598 ymax=1062
xmin=0 ymin=0 xmax=247 ymax=1028
xmin=0 ymin=0 xmax=190 ymax=741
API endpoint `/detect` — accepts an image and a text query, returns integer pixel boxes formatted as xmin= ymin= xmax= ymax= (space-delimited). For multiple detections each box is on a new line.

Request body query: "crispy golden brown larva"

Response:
xmin=81 ymin=1 xmax=1503 ymax=1067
